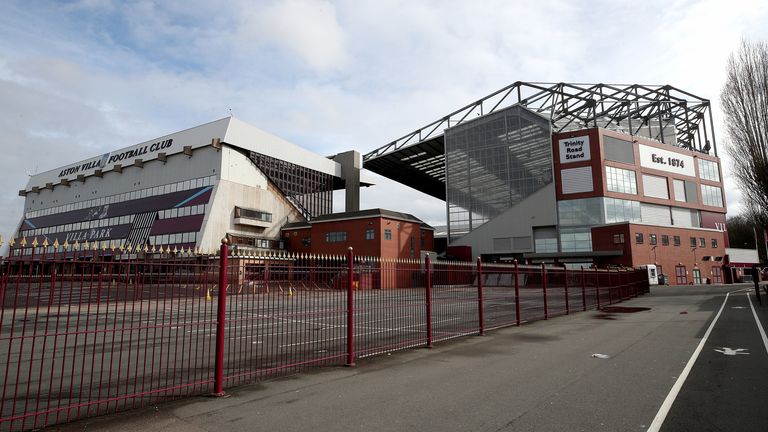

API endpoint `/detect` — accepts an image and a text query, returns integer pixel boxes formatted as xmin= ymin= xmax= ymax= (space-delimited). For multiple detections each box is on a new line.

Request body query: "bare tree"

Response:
xmin=721 ymin=39 xmax=768 ymax=229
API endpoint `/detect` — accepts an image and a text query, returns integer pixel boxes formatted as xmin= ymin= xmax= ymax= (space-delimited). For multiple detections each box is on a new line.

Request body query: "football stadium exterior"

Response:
xmin=12 ymin=117 xmax=366 ymax=257
xmin=363 ymin=82 xmax=736 ymax=283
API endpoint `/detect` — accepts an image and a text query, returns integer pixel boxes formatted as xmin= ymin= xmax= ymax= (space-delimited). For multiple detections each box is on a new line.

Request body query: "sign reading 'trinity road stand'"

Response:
xmin=558 ymin=135 xmax=591 ymax=164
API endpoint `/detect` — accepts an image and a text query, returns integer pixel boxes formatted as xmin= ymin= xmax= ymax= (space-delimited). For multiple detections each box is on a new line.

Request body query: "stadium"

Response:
xmin=12 ymin=117 xmax=371 ymax=257
xmin=362 ymin=81 xmax=750 ymax=283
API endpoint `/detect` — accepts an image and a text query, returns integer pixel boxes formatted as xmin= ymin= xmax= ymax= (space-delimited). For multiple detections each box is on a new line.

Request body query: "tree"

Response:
xmin=721 ymin=40 xmax=768 ymax=231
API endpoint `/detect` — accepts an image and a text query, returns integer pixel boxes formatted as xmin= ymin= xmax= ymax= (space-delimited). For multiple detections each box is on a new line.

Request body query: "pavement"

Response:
xmin=51 ymin=284 xmax=768 ymax=432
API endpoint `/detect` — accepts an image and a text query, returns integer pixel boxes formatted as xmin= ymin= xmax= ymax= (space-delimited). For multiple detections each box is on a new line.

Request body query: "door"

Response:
xmin=692 ymin=268 xmax=702 ymax=284
xmin=711 ymin=267 xmax=722 ymax=284
xmin=675 ymin=265 xmax=687 ymax=285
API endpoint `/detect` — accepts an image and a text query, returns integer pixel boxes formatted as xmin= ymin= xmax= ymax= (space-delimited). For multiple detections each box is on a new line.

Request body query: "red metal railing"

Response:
xmin=0 ymin=242 xmax=649 ymax=431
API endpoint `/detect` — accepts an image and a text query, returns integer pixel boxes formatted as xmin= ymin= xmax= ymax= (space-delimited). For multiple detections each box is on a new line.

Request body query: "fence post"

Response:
xmin=607 ymin=271 xmax=613 ymax=305
xmin=564 ymin=267 xmax=570 ymax=315
xmin=346 ymin=247 xmax=356 ymax=366
xmin=514 ymin=260 xmax=521 ymax=326
xmin=581 ymin=266 xmax=586 ymax=311
xmin=425 ymin=255 xmax=432 ymax=348
xmin=542 ymin=263 xmax=548 ymax=320
xmin=477 ymin=257 xmax=485 ymax=336
xmin=595 ymin=268 xmax=601 ymax=310
xmin=49 ymin=265 xmax=57 ymax=306
xmin=213 ymin=238 xmax=228 ymax=397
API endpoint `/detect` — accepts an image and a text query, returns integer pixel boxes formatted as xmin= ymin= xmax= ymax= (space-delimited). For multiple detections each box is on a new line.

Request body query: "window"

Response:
xmin=384 ymin=229 xmax=392 ymax=240
xmin=235 ymin=207 xmax=272 ymax=223
xmin=558 ymin=198 xmax=604 ymax=226
xmin=690 ymin=237 xmax=697 ymax=247
xmin=535 ymin=238 xmax=558 ymax=253
xmin=649 ymin=234 xmax=657 ymax=245
xmin=560 ymin=229 xmax=592 ymax=252
xmin=635 ymin=233 xmax=644 ymax=244
xmin=711 ymin=238 xmax=718 ymax=248
xmin=325 ymin=231 xmax=347 ymax=243
xmin=661 ymin=235 xmax=669 ymax=246
xmin=613 ymin=234 xmax=625 ymax=244
xmin=604 ymin=198 xmax=641 ymax=223
xmin=605 ymin=166 xmax=637 ymax=194
xmin=673 ymin=235 xmax=681 ymax=246
xmin=365 ymin=229 xmax=375 ymax=240
xmin=701 ymin=185 xmax=723 ymax=207
xmin=698 ymin=159 xmax=720 ymax=182
xmin=699 ymin=237 xmax=706 ymax=248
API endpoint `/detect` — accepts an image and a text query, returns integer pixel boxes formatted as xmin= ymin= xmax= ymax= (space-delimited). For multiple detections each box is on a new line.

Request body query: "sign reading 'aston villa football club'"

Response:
xmin=558 ymin=136 xmax=591 ymax=164
xmin=57 ymin=139 xmax=174 ymax=178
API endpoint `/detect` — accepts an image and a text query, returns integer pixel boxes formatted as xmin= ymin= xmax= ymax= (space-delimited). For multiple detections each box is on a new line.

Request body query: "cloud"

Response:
xmin=239 ymin=0 xmax=348 ymax=73
xmin=1 ymin=0 xmax=768 ymax=245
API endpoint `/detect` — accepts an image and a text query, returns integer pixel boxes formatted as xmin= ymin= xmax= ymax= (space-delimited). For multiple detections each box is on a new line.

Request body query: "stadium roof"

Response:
xmin=363 ymin=81 xmax=716 ymax=201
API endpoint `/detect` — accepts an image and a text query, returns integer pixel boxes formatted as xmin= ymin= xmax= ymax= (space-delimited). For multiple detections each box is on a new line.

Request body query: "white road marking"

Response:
xmin=746 ymin=292 xmax=768 ymax=356
xmin=647 ymin=291 xmax=731 ymax=432
xmin=713 ymin=347 xmax=749 ymax=355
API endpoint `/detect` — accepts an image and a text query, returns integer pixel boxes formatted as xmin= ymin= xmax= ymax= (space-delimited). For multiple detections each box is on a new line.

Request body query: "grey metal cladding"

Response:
xmin=603 ymin=135 xmax=635 ymax=164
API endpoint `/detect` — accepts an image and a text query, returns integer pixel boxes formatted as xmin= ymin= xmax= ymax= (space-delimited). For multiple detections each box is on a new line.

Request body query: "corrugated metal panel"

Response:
xmin=673 ymin=179 xmax=686 ymax=202
xmin=512 ymin=236 xmax=532 ymax=250
xmin=603 ymin=136 xmax=635 ymax=164
xmin=493 ymin=237 xmax=512 ymax=251
xmin=533 ymin=227 xmax=557 ymax=240
xmin=561 ymin=167 xmax=593 ymax=194
xmin=641 ymin=203 xmax=671 ymax=225
xmin=684 ymin=181 xmax=699 ymax=204
xmin=642 ymin=174 xmax=669 ymax=199
xmin=671 ymin=207 xmax=700 ymax=228
xmin=726 ymin=248 xmax=760 ymax=264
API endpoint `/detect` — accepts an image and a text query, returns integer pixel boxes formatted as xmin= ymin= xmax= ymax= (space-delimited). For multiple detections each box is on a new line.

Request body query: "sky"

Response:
xmin=1 ymin=0 xmax=767 ymax=242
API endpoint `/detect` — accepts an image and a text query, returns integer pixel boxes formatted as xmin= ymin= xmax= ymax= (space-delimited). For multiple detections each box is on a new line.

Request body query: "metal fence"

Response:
xmin=0 ymin=242 xmax=649 ymax=431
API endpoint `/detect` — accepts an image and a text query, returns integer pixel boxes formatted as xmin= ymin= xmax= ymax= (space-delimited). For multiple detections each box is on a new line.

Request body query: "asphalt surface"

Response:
xmin=0 ymin=281 xmax=595 ymax=430
xmin=43 ymin=283 xmax=768 ymax=432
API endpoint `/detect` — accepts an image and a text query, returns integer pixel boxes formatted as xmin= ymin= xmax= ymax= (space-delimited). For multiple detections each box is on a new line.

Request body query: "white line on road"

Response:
xmin=746 ymin=293 xmax=768 ymax=356
xmin=646 ymin=291 xmax=732 ymax=432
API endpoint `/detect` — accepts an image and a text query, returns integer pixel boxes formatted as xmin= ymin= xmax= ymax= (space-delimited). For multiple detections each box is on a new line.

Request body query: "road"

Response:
xmin=45 ymin=284 xmax=768 ymax=432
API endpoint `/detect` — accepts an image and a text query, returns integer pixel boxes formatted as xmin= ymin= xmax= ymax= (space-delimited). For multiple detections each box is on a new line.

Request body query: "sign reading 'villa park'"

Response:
xmin=558 ymin=135 xmax=591 ymax=164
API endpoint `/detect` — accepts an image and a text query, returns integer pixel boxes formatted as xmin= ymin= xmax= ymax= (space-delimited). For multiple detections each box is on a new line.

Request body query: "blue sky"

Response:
xmin=1 ymin=0 xmax=768 ymax=240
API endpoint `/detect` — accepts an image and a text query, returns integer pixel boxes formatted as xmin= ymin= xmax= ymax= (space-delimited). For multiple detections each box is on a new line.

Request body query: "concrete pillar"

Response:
xmin=333 ymin=150 xmax=361 ymax=212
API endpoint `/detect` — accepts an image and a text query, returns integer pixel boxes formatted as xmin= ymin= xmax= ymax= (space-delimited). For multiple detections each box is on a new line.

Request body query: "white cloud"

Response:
xmin=239 ymin=0 xmax=348 ymax=72
xmin=1 ymin=0 xmax=768 ymax=243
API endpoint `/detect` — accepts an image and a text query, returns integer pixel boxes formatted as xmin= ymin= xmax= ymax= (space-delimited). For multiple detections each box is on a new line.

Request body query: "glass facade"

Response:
xmin=445 ymin=105 xmax=552 ymax=242
xmin=25 ymin=175 xmax=216 ymax=219
xmin=605 ymin=166 xmax=637 ymax=194
xmin=604 ymin=198 xmax=642 ymax=224
xmin=560 ymin=228 xmax=592 ymax=252
xmin=701 ymin=184 xmax=723 ymax=207
xmin=557 ymin=198 xmax=603 ymax=226
xmin=697 ymin=159 xmax=720 ymax=182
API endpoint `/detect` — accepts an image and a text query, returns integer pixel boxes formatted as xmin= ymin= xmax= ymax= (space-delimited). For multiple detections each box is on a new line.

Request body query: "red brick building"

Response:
xmin=281 ymin=208 xmax=434 ymax=259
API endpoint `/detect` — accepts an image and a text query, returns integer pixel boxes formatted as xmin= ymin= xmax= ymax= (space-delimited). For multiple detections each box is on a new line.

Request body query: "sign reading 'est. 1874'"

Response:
xmin=558 ymin=135 xmax=591 ymax=164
